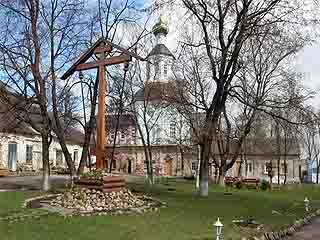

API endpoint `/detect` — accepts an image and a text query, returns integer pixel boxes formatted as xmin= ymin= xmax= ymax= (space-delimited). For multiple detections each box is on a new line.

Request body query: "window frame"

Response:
xmin=56 ymin=149 xmax=63 ymax=166
xmin=163 ymin=63 xmax=168 ymax=77
xmin=191 ymin=161 xmax=197 ymax=171
xmin=26 ymin=145 xmax=33 ymax=164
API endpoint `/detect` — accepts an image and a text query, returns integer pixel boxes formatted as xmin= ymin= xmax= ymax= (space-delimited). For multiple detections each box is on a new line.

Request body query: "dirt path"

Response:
xmin=290 ymin=217 xmax=320 ymax=240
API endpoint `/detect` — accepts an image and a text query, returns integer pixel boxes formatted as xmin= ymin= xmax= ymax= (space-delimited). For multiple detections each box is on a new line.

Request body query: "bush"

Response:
xmin=235 ymin=180 xmax=243 ymax=189
xmin=183 ymin=175 xmax=195 ymax=181
xmin=260 ymin=180 xmax=270 ymax=191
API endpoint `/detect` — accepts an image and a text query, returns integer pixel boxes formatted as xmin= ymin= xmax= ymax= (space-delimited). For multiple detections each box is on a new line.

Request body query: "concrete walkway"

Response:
xmin=0 ymin=175 xmax=70 ymax=190
xmin=290 ymin=217 xmax=320 ymax=240
xmin=0 ymin=174 xmax=146 ymax=190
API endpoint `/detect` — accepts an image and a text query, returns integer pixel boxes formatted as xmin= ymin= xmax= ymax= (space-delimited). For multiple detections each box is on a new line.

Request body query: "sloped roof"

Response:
xmin=134 ymin=80 xmax=183 ymax=103
xmin=64 ymin=127 xmax=85 ymax=145
xmin=106 ymin=113 xmax=136 ymax=129
xmin=148 ymin=44 xmax=175 ymax=59
xmin=0 ymin=81 xmax=85 ymax=145
xmin=212 ymin=138 xmax=300 ymax=157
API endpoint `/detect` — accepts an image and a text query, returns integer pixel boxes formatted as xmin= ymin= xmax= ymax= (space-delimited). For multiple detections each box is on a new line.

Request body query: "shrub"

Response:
xmin=235 ymin=180 xmax=243 ymax=189
xmin=260 ymin=180 xmax=270 ymax=191
xmin=184 ymin=175 xmax=195 ymax=181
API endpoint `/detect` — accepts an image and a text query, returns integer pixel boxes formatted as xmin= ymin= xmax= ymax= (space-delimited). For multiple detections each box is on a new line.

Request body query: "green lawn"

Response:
xmin=0 ymin=181 xmax=319 ymax=240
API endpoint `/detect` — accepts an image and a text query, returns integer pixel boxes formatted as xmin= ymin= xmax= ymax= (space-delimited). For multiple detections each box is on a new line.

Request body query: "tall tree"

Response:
xmin=172 ymin=0 xmax=316 ymax=194
xmin=0 ymin=0 xmax=86 ymax=189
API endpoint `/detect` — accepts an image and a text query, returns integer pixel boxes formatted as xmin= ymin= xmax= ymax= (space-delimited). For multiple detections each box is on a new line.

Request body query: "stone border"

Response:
xmin=22 ymin=194 xmax=61 ymax=208
xmin=22 ymin=193 xmax=167 ymax=218
xmin=248 ymin=210 xmax=320 ymax=240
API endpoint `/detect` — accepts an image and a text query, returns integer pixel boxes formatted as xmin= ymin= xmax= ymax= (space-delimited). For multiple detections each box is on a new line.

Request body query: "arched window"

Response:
xmin=164 ymin=63 xmax=168 ymax=77
xmin=154 ymin=62 xmax=160 ymax=78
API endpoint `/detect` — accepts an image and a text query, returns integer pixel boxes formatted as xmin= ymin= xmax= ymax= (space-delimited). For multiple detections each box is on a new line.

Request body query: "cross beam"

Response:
xmin=75 ymin=55 xmax=132 ymax=71
xmin=61 ymin=39 xmax=144 ymax=171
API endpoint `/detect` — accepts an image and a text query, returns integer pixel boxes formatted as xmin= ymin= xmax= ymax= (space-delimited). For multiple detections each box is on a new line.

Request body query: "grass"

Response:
xmin=0 ymin=180 xmax=319 ymax=240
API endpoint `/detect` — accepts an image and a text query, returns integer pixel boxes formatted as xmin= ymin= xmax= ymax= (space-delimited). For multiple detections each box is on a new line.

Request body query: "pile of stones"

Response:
xmin=49 ymin=188 xmax=146 ymax=213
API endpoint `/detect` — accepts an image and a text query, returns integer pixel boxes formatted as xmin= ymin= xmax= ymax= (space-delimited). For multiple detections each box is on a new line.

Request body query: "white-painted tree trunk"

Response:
xmin=196 ymin=145 xmax=201 ymax=190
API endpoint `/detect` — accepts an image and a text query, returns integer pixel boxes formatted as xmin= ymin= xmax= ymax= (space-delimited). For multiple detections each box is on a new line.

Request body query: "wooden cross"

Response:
xmin=61 ymin=38 xmax=144 ymax=170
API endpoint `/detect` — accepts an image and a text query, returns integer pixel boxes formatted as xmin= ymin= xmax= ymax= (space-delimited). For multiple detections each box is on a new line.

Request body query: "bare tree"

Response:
xmin=127 ymin=61 xmax=167 ymax=185
xmin=175 ymin=8 xmax=311 ymax=191
xmin=74 ymin=0 xmax=149 ymax=175
xmin=0 ymin=0 xmax=87 ymax=190
xmin=301 ymin=107 xmax=320 ymax=184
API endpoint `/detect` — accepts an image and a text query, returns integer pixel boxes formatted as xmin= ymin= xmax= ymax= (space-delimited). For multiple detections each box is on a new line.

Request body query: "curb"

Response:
xmin=248 ymin=210 xmax=320 ymax=240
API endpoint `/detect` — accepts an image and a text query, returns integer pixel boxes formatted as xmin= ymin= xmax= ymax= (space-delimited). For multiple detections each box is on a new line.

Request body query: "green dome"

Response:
xmin=152 ymin=16 xmax=168 ymax=35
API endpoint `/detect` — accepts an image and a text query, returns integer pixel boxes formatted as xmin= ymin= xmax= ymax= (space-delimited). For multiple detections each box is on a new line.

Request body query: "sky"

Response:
xmin=142 ymin=0 xmax=320 ymax=109
xmin=295 ymin=42 xmax=320 ymax=108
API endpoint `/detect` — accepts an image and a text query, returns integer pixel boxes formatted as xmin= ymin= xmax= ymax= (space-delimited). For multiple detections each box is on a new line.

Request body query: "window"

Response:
xmin=131 ymin=128 xmax=136 ymax=144
xmin=121 ymin=131 xmax=125 ymax=142
xmin=26 ymin=145 xmax=33 ymax=164
xmin=110 ymin=131 xmax=115 ymax=139
xmin=170 ymin=122 xmax=176 ymax=139
xmin=192 ymin=161 xmax=197 ymax=171
xmin=281 ymin=163 xmax=287 ymax=174
xmin=73 ymin=150 xmax=78 ymax=163
xmin=164 ymin=63 xmax=168 ymax=77
xmin=264 ymin=162 xmax=270 ymax=174
xmin=144 ymin=161 xmax=148 ymax=171
xmin=8 ymin=143 xmax=17 ymax=171
xmin=152 ymin=125 xmax=161 ymax=144
xmin=112 ymin=160 xmax=116 ymax=169
xmin=155 ymin=127 xmax=161 ymax=144
xmin=245 ymin=162 xmax=252 ymax=173
xmin=56 ymin=149 xmax=63 ymax=166
xmin=154 ymin=62 xmax=160 ymax=78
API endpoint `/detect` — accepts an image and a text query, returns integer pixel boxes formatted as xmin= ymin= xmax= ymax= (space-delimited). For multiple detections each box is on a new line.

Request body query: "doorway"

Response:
xmin=164 ymin=158 xmax=173 ymax=176
xmin=8 ymin=143 xmax=17 ymax=171
xmin=128 ymin=159 xmax=132 ymax=174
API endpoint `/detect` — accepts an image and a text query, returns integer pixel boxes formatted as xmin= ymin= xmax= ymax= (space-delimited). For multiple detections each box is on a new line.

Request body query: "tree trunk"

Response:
xmin=317 ymin=160 xmax=319 ymax=184
xmin=199 ymin=144 xmax=209 ymax=197
xmin=196 ymin=144 xmax=201 ymax=190
xmin=284 ymin=160 xmax=287 ymax=185
xmin=41 ymin=133 xmax=51 ymax=191
xmin=218 ymin=168 xmax=226 ymax=187
xmin=277 ymin=158 xmax=280 ymax=185
xmin=179 ymin=147 xmax=184 ymax=176
xmin=147 ymin=146 xmax=154 ymax=185
xmin=78 ymin=72 xmax=99 ymax=175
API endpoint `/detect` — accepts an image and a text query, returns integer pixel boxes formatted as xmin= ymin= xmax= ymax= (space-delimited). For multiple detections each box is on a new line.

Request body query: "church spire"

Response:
xmin=152 ymin=16 xmax=169 ymax=45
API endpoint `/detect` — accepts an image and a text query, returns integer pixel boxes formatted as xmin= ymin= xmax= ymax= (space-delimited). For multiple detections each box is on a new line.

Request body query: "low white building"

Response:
xmin=0 ymin=82 xmax=84 ymax=172
xmin=0 ymin=127 xmax=84 ymax=172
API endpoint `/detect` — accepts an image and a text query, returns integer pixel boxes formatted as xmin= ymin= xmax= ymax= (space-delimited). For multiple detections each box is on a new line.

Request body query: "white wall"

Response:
xmin=0 ymin=132 xmax=83 ymax=171
xmin=136 ymin=103 xmax=190 ymax=145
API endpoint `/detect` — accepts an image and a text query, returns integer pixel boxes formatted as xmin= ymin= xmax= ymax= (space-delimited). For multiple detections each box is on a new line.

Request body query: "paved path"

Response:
xmin=0 ymin=175 xmax=70 ymax=190
xmin=0 ymin=174 xmax=146 ymax=190
xmin=290 ymin=217 xmax=320 ymax=240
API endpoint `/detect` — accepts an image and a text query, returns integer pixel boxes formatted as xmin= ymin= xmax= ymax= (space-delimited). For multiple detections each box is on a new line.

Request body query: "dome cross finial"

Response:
xmin=152 ymin=15 xmax=169 ymax=36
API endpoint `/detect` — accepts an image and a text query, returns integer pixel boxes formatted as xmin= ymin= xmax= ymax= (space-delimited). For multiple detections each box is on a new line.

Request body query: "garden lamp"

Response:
xmin=304 ymin=197 xmax=310 ymax=212
xmin=79 ymin=71 xmax=84 ymax=80
xmin=214 ymin=218 xmax=223 ymax=240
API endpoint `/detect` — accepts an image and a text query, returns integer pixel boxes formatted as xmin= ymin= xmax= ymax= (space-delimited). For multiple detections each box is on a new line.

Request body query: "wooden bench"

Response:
xmin=0 ymin=168 xmax=9 ymax=177
xmin=224 ymin=176 xmax=238 ymax=187
xmin=242 ymin=177 xmax=260 ymax=190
